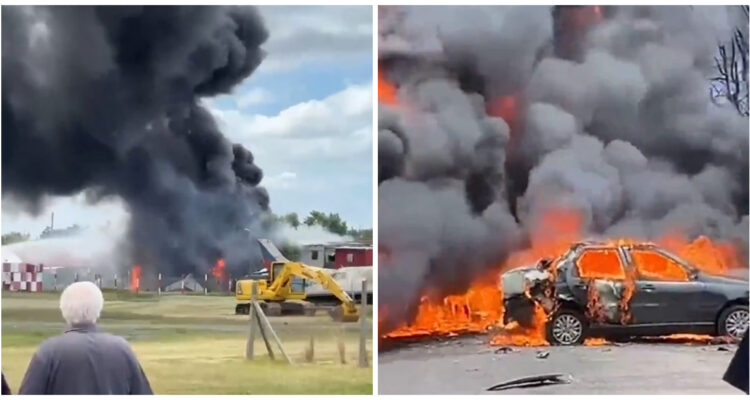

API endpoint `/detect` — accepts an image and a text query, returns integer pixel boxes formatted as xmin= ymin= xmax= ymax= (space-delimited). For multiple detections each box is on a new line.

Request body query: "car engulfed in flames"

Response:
xmin=502 ymin=241 xmax=749 ymax=345
xmin=381 ymin=232 xmax=749 ymax=348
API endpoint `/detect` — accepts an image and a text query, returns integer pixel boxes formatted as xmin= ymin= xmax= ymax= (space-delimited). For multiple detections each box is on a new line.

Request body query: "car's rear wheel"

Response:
xmin=718 ymin=304 xmax=749 ymax=340
xmin=547 ymin=309 xmax=588 ymax=345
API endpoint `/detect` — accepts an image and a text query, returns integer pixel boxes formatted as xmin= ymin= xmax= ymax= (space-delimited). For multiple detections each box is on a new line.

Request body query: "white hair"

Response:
xmin=59 ymin=281 xmax=104 ymax=325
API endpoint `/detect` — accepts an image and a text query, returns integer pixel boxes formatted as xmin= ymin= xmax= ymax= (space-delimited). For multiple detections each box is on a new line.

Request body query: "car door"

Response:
xmin=566 ymin=246 xmax=627 ymax=325
xmin=625 ymin=247 xmax=714 ymax=325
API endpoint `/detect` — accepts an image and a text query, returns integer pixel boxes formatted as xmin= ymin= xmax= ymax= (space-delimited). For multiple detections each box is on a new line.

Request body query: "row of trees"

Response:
xmin=268 ymin=210 xmax=372 ymax=243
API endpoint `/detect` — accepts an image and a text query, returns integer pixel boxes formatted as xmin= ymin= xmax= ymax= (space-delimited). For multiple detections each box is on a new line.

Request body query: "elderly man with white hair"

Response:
xmin=18 ymin=281 xmax=153 ymax=394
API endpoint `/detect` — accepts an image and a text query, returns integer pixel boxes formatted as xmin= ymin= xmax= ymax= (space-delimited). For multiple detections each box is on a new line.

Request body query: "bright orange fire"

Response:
xmin=381 ymin=207 xmax=746 ymax=346
xmin=655 ymin=334 xmax=716 ymax=343
xmin=583 ymin=337 xmax=609 ymax=346
xmin=659 ymin=234 xmax=741 ymax=275
xmin=486 ymin=95 xmax=519 ymax=134
xmin=506 ymin=207 xmax=584 ymax=268
xmin=490 ymin=303 xmax=549 ymax=346
xmin=378 ymin=69 xmax=397 ymax=105
xmin=632 ymin=249 xmax=689 ymax=281
xmin=211 ymin=258 xmax=227 ymax=281
xmin=384 ymin=279 xmax=502 ymax=338
xmin=578 ymin=248 xmax=626 ymax=280
xmin=131 ymin=265 xmax=142 ymax=293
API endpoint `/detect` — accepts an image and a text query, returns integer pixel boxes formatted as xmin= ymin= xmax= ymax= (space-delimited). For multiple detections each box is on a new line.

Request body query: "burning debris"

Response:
xmin=2 ymin=6 xmax=271 ymax=278
xmin=378 ymin=5 xmax=749 ymax=343
xmin=131 ymin=265 xmax=142 ymax=293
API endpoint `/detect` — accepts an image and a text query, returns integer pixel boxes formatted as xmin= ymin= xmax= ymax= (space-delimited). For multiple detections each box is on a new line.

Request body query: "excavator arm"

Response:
xmin=268 ymin=262 xmax=361 ymax=322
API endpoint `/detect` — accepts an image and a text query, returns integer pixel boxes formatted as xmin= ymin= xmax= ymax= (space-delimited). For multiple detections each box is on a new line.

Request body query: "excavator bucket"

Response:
xmin=328 ymin=305 xmax=360 ymax=323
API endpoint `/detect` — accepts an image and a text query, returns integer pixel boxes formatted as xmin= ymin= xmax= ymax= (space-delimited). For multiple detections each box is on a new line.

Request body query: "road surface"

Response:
xmin=378 ymin=336 xmax=742 ymax=394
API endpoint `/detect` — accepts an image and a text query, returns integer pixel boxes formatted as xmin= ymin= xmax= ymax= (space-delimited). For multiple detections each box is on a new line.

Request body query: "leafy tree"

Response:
xmin=284 ymin=212 xmax=300 ymax=229
xmin=304 ymin=210 xmax=326 ymax=226
xmin=303 ymin=211 xmax=349 ymax=235
xmin=2 ymin=232 xmax=30 ymax=245
xmin=323 ymin=213 xmax=348 ymax=236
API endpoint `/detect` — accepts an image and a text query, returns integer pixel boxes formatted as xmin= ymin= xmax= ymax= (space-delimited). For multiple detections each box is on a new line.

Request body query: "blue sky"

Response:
xmin=2 ymin=6 xmax=373 ymax=236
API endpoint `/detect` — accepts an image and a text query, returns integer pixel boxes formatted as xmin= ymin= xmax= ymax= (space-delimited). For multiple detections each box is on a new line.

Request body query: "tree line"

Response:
xmin=265 ymin=210 xmax=372 ymax=243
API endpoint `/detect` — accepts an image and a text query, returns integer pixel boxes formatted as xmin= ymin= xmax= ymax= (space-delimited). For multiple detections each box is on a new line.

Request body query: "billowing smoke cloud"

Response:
xmin=379 ymin=5 xmax=749 ymax=330
xmin=3 ymin=6 xmax=270 ymax=276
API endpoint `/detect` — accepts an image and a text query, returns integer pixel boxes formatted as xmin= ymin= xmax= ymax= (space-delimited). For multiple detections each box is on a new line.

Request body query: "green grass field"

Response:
xmin=1 ymin=291 xmax=372 ymax=394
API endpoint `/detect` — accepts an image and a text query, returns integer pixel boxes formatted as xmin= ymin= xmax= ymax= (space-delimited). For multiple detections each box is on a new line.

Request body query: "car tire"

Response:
xmin=718 ymin=304 xmax=749 ymax=340
xmin=546 ymin=309 xmax=588 ymax=346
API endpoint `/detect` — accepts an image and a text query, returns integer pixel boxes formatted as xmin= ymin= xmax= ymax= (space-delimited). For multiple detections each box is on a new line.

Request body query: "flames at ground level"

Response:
xmin=381 ymin=226 xmax=746 ymax=347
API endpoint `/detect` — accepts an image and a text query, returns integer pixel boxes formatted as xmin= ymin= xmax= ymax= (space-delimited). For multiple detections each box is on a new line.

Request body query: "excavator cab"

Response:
xmin=270 ymin=262 xmax=306 ymax=297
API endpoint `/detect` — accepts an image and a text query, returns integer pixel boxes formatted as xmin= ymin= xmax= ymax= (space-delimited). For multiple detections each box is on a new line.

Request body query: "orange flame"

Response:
xmin=384 ymin=279 xmax=502 ymax=339
xmin=381 ymin=206 xmax=746 ymax=345
xmin=656 ymin=334 xmax=716 ymax=343
xmin=489 ymin=303 xmax=549 ymax=347
xmin=583 ymin=337 xmax=609 ymax=346
xmin=486 ymin=95 xmax=519 ymax=132
xmin=131 ymin=265 xmax=142 ymax=293
xmin=378 ymin=69 xmax=397 ymax=105
xmin=659 ymin=234 xmax=741 ymax=275
xmin=211 ymin=258 xmax=227 ymax=281
xmin=506 ymin=207 xmax=584 ymax=268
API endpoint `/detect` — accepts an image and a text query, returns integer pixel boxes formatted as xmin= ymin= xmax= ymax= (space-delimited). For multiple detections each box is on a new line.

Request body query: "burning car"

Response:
xmin=502 ymin=241 xmax=749 ymax=345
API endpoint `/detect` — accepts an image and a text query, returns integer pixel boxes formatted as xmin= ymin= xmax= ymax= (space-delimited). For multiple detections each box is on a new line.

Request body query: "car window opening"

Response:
xmin=576 ymin=248 xmax=626 ymax=280
xmin=631 ymin=250 xmax=689 ymax=281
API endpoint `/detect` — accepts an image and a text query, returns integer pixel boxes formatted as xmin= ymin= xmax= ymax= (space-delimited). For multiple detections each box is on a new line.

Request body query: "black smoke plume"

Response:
xmin=3 ymin=6 xmax=270 ymax=276
xmin=379 ymin=5 xmax=749 ymax=331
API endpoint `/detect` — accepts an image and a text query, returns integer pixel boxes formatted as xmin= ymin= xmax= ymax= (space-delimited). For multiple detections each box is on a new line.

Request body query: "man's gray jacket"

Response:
xmin=19 ymin=323 xmax=152 ymax=394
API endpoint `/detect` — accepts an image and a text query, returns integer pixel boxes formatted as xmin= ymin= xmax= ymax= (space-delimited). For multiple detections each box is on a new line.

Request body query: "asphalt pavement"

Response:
xmin=378 ymin=336 xmax=743 ymax=394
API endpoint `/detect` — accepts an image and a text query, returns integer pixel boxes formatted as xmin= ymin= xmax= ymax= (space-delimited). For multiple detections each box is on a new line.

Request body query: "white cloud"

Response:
xmin=235 ymin=87 xmax=273 ymax=109
xmin=257 ymin=6 xmax=372 ymax=72
xmin=208 ymin=81 xmax=372 ymax=226
xmin=212 ymin=82 xmax=371 ymax=142
xmin=263 ymin=171 xmax=298 ymax=189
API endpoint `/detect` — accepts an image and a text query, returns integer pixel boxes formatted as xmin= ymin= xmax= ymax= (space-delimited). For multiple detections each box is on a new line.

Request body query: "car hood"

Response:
xmin=698 ymin=273 xmax=749 ymax=286
xmin=501 ymin=265 xmax=547 ymax=298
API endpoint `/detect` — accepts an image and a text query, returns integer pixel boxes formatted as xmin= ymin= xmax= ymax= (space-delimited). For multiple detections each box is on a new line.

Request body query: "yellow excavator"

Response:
xmin=234 ymin=261 xmax=360 ymax=322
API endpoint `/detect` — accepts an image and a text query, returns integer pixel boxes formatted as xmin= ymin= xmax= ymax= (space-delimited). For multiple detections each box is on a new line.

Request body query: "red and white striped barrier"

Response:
xmin=2 ymin=263 xmax=43 ymax=292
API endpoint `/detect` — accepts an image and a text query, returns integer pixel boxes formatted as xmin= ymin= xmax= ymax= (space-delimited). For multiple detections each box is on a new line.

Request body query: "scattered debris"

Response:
xmin=487 ymin=373 xmax=572 ymax=391
xmin=466 ymin=368 xmax=479 ymax=372
xmin=494 ymin=346 xmax=514 ymax=354
xmin=717 ymin=346 xmax=732 ymax=352
xmin=536 ymin=351 xmax=550 ymax=359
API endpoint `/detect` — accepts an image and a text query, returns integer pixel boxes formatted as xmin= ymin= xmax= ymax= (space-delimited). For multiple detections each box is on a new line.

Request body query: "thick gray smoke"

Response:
xmin=3 ymin=6 xmax=270 ymax=276
xmin=379 ymin=5 xmax=749 ymax=331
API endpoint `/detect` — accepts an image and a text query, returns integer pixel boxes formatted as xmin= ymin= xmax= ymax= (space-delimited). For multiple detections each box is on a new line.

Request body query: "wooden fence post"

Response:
xmin=358 ymin=279 xmax=368 ymax=368
xmin=246 ymin=282 xmax=258 ymax=360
